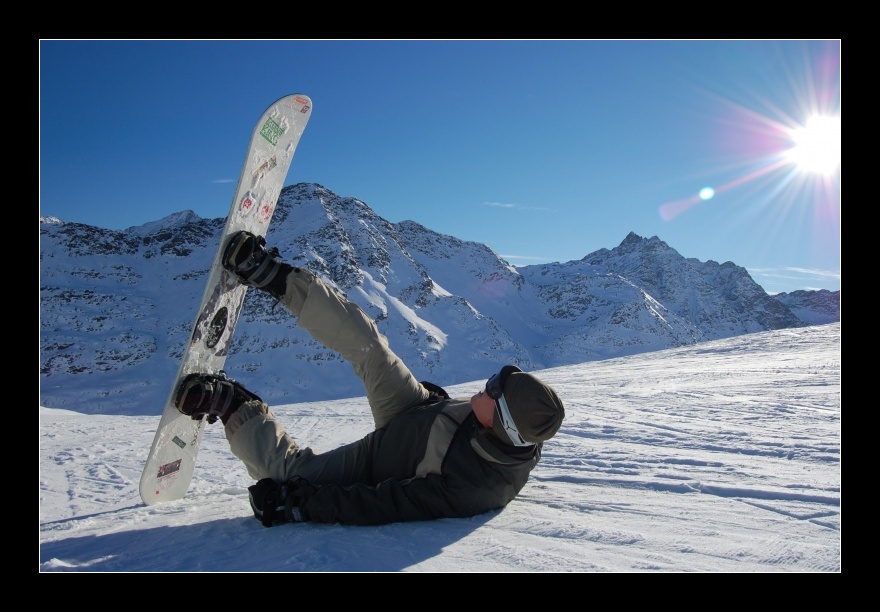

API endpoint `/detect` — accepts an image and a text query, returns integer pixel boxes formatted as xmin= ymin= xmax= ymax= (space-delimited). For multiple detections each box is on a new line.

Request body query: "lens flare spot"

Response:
xmin=699 ymin=187 xmax=715 ymax=201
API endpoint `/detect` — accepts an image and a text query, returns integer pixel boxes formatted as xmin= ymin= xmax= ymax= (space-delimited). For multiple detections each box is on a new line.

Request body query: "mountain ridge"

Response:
xmin=39 ymin=182 xmax=840 ymax=415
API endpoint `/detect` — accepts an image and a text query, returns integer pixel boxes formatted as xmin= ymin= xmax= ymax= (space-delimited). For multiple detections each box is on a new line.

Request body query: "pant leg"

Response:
xmin=225 ymin=267 xmax=430 ymax=484
xmin=226 ymin=401 xmax=373 ymax=484
xmin=281 ymin=267 xmax=430 ymax=428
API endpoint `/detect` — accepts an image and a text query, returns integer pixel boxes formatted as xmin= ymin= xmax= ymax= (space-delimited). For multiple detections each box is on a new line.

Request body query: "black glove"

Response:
xmin=248 ymin=478 xmax=308 ymax=527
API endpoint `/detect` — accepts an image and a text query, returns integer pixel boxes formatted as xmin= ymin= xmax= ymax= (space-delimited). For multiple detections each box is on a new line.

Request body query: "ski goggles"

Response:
xmin=486 ymin=365 xmax=531 ymax=447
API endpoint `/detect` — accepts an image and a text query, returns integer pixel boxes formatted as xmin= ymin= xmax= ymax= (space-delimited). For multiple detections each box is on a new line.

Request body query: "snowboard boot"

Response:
xmin=221 ymin=231 xmax=291 ymax=300
xmin=174 ymin=371 xmax=263 ymax=425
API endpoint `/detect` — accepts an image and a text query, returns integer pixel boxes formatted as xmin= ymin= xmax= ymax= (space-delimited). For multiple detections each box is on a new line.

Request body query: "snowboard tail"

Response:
xmin=139 ymin=94 xmax=312 ymax=505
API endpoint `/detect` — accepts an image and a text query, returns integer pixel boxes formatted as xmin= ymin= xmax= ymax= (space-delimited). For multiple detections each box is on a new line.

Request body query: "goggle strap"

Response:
xmin=496 ymin=394 xmax=531 ymax=447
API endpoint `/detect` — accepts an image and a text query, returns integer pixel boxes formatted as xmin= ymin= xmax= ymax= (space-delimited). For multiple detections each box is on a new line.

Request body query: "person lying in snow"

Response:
xmin=175 ymin=231 xmax=565 ymax=527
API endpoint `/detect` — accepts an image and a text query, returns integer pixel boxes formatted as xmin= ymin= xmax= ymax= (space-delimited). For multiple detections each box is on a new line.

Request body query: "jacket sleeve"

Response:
xmin=297 ymin=464 xmax=516 ymax=526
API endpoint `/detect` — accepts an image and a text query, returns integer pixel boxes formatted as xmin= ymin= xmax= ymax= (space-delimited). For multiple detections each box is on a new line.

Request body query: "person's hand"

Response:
xmin=248 ymin=478 xmax=307 ymax=526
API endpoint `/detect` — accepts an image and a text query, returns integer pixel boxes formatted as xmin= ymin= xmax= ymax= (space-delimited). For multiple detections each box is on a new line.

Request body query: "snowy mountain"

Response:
xmin=773 ymin=289 xmax=841 ymax=325
xmin=39 ymin=182 xmax=840 ymax=415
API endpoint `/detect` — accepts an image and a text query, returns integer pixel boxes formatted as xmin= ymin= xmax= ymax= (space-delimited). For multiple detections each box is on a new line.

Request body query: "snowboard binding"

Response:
xmin=222 ymin=231 xmax=289 ymax=299
xmin=174 ymin=371 xmax=263 ymax=425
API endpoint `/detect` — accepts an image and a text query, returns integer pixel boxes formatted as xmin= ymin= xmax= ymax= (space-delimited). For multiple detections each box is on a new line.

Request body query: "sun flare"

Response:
xmin=785 ymin=115 xmax=841 ymax=176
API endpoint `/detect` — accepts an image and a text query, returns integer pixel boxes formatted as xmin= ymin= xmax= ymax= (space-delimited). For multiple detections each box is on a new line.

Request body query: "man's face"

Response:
xmin=470 ymin=388 xmax=495 ymax=428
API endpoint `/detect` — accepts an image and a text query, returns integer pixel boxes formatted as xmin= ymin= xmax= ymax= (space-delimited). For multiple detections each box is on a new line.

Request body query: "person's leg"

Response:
xmin=225 ymin=401 xmax=373 ymax=484
xmin=281 ymin=267 xmax=430 ymax=428
xmin=218 ymin=235 xmax=429 ymax=484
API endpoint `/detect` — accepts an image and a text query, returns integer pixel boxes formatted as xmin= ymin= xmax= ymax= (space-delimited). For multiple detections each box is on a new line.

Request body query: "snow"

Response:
xmin=39 ymin=323 xmax=840 ymax=572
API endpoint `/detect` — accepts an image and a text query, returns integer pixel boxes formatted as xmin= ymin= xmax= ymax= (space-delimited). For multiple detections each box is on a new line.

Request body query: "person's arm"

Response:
xmin=298 ymin=467 xmax=517 ymax=526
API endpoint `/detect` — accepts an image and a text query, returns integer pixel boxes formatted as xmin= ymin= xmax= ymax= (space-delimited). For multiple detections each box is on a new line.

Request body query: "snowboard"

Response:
xmin=139 ymin=94 xmax=313 ymax=505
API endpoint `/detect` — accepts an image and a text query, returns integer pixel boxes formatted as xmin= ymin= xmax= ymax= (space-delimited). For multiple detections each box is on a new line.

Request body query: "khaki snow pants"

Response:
xmin=225 ymin=267 xmax=430 ymax=484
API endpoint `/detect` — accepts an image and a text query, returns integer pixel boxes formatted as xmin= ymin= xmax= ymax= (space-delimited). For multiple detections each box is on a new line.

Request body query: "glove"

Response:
xmin=248 ymin=478 xmax=308 ymax=527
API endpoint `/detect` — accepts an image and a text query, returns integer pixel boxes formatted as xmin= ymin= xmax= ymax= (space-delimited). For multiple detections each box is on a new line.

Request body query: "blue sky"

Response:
xmin=39 ymin=40 xmax=840 ymax=295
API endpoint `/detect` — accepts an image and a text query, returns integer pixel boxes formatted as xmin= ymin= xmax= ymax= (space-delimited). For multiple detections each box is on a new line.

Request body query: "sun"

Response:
xmin=784 ymin=115 xmax=841 ymax=176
